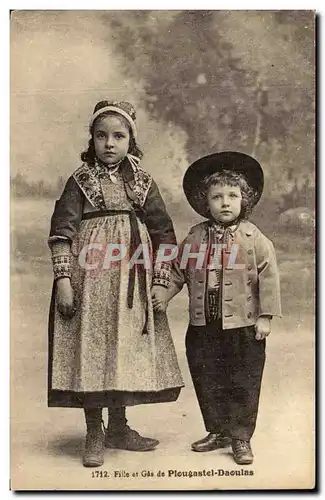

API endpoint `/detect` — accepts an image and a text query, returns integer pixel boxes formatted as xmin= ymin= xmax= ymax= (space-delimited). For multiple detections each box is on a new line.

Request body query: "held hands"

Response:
xmin=56 ymin=277 xmax=76 ymax=319
xmin=151 ymin=285 xmax=168 ymax=313
xmin=255 ymin=316 xmax=272 ymax=340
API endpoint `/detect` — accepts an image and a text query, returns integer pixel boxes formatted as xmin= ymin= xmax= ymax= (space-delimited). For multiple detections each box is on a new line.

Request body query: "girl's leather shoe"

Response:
xmin=83 ymin=427 xmax=105 ymax=467
xmin=105 ymin=425 xmax=159 ymax=451
xmin=191 ymin=433 xmax=231 ymax=452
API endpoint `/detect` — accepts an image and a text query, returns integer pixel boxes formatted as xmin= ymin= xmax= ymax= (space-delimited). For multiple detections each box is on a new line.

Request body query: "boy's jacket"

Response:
xmin=167 ymin=220 xmax=282 ymax=329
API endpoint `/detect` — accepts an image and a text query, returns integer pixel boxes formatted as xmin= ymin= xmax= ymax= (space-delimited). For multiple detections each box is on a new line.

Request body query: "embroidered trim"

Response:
xmin=73 ymin=163 xmax=106 ymax=210
xmin=153 ymin=261 xmax=171 ymax=288
xmin=89 ymin=106 xmax=137 ymax=138
xmin=152 ymin=277 xmax=170 ymax=288
xmin=208 ymin=291 xmax=220 ymax=321
xmin=52 ymin=255 xmax=72 ymax=280
xmin=72 ymin=155 xmax=153 ymax=210
xmin=208 ymin=226 xmax=223 ymax=291
xmin=133 ymin=167 xmax=152 ymax=207
xmin=211 ymin=222 xmax=237 ymax=251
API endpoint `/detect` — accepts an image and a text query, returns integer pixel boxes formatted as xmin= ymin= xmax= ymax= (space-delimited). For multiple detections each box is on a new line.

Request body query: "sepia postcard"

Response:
xmin=10 ymin=9 xmax=316 ymax=491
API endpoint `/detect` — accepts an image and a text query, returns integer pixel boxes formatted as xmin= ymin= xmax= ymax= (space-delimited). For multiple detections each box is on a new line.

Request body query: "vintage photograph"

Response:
xmin=10 ymin=10 xmax=315 ymax=490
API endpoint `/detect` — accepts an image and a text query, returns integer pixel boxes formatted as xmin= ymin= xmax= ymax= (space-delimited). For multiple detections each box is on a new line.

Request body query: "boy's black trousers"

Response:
xmin=186 ymin=319 xmax=266 ymax=441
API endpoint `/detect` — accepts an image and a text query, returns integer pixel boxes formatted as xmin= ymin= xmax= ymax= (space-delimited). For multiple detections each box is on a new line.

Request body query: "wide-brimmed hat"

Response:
xmin=183 ymin=151 xmax=264 ymax=218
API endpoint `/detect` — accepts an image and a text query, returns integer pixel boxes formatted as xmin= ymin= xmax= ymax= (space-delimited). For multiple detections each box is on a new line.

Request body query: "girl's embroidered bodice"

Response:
xmin=99 ymin=169 xmax=133 ymax=210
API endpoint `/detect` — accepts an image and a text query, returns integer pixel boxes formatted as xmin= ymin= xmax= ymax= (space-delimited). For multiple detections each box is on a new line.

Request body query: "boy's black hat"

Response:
xmin=183 ymin=151 xmax=264 ymax=218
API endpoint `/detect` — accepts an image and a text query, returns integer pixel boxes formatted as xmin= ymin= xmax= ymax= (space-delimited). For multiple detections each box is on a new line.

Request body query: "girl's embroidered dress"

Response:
xmin=48 ymin=156 xmax=184 ymax=408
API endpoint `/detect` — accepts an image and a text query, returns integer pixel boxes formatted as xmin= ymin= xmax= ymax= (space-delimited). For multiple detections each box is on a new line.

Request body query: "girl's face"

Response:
xmin=207 ymin=183 xmax=242 ymax=223
xmin=93 ymin=114 xmax=130 ymax=165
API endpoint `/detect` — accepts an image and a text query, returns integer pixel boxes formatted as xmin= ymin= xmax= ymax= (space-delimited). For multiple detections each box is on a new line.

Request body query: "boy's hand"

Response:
xmin=56 ymin=277 xmax=76 ymax=319
xmin=255 ymin=316 xmax=272 ymax=340
xmin=151 ymin=285 xmax=168 ymax=312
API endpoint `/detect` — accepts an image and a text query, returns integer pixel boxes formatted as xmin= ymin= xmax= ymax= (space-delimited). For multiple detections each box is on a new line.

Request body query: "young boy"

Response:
xmin=164 ymin=151 xmax=281 ymax=465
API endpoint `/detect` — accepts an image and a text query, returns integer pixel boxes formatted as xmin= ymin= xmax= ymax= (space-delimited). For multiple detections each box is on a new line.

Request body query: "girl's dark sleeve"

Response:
xmin=142 ymin=180 xmax=177 ymax=288
xmin=48 ymin=176 xmax=84 ymax=280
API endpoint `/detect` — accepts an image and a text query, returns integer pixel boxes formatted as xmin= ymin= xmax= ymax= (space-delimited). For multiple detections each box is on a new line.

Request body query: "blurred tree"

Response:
xmin=106 ymin=10 xmax=314 ymax=209
xmin=57 ymin=175 xmax=66 ymax=193
xmin=11 ymin=173 xmax=60 ymax=198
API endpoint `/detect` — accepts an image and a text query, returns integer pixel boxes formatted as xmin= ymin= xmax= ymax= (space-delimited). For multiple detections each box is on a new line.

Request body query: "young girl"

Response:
xmin=48 ymin=100 xmax=184 ymax=468
xmin=162 ymin=151 xmax=281 ymax=465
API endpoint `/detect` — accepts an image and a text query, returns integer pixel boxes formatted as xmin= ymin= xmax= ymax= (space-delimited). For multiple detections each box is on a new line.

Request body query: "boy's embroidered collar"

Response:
xmin=189 ymin=219 xmax=255 ymax=239
xmin=72 ymin=155 xmax=152 ymax=210
xmin=210 ymin=219 xmax=240 ymax=238
xmin=208 ymin=218 xmax=253 ymax=230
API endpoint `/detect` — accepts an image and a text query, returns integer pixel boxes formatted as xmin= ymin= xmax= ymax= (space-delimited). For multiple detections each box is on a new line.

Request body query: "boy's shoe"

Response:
xmin=191 ymin=433 xmax=231 ymax=452
xmin=83 ymin=427 xmax=105 ymax=467
xmin=105 ymin=425 xmax=159 ymax=451
xmin=231 ymin=439 xmax=254 ymax=465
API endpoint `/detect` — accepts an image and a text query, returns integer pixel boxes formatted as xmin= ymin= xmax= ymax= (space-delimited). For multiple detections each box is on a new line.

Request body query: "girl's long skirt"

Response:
xmin=48 ymin=213 xmax=184 ymax=408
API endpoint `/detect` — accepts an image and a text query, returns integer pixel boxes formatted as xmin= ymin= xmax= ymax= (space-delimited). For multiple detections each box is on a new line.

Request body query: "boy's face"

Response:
xmin=93 ymin=114 xmax=130 ymax=165
xmin=207 ymin=183 xmax=242 ymax=223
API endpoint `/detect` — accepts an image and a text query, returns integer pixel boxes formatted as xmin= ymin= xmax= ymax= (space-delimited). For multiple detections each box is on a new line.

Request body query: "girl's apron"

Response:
xmin=48 ymin=172 xmax=184 ymax=408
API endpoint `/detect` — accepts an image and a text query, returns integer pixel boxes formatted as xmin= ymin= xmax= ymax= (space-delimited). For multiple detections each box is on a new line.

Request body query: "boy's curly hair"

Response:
xmin=80 ymin=111 xmax=143 ymax=165
xmin=198 ymin=170 xmax=256 ymax=219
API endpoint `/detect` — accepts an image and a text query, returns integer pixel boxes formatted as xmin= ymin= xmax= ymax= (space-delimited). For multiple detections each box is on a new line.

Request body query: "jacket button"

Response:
xmin=225 ymin=281 xmax=232 ymax=286
xmin=247 ymin=296 xmax=252 ymax=302
xmin=198 ymin=280 xmax=204 ymax=284
xmin=247 ymin=249 xmax=253 ymax=255
xmin=197 ymin=295 xmax=203 ymax=299
xmin=247 ymin=312 xmax=252 ymax=318
xmin=248 ymin=264 xmax=252 ymax=271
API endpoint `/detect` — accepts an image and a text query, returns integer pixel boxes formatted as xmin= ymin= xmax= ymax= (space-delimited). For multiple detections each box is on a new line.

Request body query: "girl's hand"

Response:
xmin=255 ymin=316 xmax=272 ymax=340
xmin=56 ymin=278 xmax=76 ymax=319
xmin=151 ymin=285 xmax=168 ymax=313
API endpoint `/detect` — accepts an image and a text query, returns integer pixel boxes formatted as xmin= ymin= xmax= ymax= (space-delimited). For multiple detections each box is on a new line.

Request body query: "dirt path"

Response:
xmin=11 ymin=271 xmax=315 ymax=490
